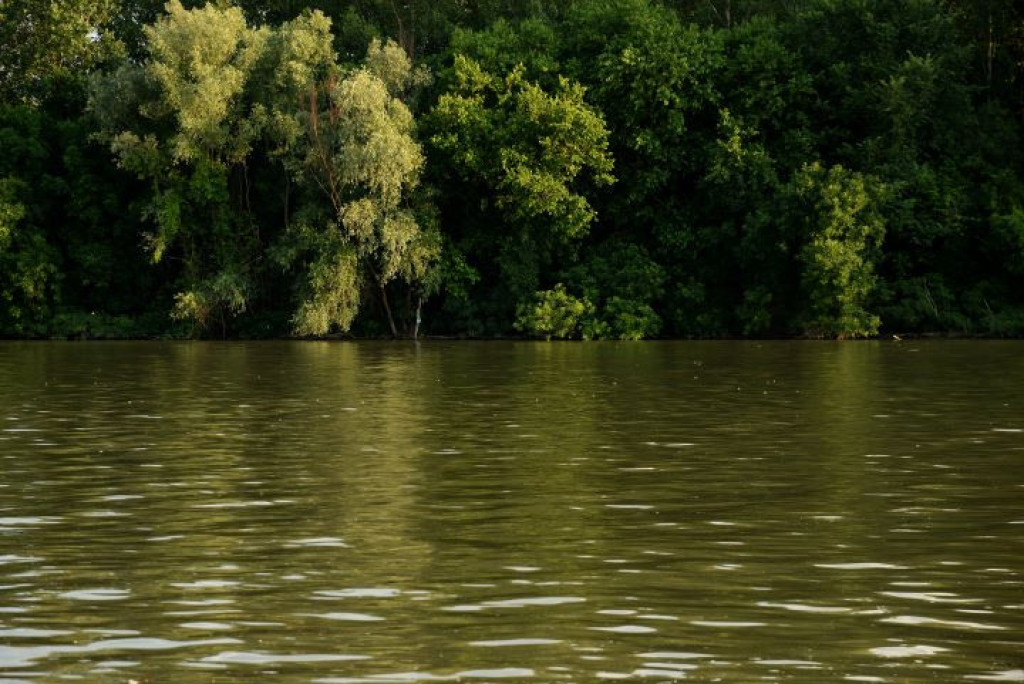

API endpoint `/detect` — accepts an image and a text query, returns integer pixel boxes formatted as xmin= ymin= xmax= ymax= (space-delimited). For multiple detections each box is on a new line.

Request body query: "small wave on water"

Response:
xmin=0 ymin=638 xmax=242 ymax=669
xmin=966 ymin=671 xmax=1024 ymax=682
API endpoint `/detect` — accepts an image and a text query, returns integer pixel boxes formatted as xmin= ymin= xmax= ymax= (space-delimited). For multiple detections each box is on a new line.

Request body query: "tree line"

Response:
xmin=1 ymin=0 xmax=1022 ymax=339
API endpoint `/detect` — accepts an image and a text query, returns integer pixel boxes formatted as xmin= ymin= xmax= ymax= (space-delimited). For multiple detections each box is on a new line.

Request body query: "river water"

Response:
xmin=0 ymin=341 xmax=1021 ymax=683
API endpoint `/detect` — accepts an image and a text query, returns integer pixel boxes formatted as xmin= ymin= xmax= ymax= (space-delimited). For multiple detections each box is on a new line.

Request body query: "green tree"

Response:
xmin=94 ymin=3 xmax=437 ymax=337
xmin=283 ymin=38 xmax=437 ymax=337
xmin=0 ymin=175 xmax=57 ymax=336
xmin=0 ymin=0 xmax=123 ymax=104
xmin=427 ymin=49 xmax=613 ymax=330
xmin=561 ymin=0 xmax=725 ymax=335
xmin=781 ymin=0 xmax=1023 ymax=332
xmin=515 ymin=284 xmax=594 ymax=340
xmin=92 ymin=0 xmax=272 ymax=334
xmin=747 ymin=162 xmax=886 ymax=338
xmin=795 ymin=164 xmax=885 ymax=338
xmin=564 ymin=240 xmax=666 ymax=339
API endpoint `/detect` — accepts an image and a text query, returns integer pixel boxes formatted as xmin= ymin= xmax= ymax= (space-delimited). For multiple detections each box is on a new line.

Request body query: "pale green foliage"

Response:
xmin=264 ymin=11 xmax=334 ymax=95
xmin=794 ymin=162 xmax=886 ymax=338
xmin=516 ymin=282 xmax=659 ymax=339
xmin=92 ymin=0 xmax=269 ymax=332
xmin=321 ymin=70 xmax=421 ymax=209
xmin=97 ymin=4 xmax=337 ymax=278
xmin=515 ymin=289 xmax=661 ymax=341
xmin=293 ymin=242 xmax=361 ymax=337
xmin=143 ymin=0 xmax=267 ymax=163
xmin=515 ymin=284 xmax=594 ymax=340
xmin=258 ymin=10 xmax=335 ymax=153
xmin=290 ymin=39 xmax=436 ymax=336
xmin=94 ymin=6 xmax=435 ymax=337
xmin=365 ymin=38 xmax=432 ymax=98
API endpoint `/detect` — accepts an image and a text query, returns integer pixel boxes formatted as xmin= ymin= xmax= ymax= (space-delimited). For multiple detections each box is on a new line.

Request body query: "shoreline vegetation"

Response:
xmin=0 ymin=330 xmax=1012 ymax=342
xmin=2 ymin=0 xmax=1023 ymax=341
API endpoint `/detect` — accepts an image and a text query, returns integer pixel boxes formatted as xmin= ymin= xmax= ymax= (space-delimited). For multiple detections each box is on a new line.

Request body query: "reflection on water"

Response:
xmin=0 ymin=341 xmax=1022 ymax=683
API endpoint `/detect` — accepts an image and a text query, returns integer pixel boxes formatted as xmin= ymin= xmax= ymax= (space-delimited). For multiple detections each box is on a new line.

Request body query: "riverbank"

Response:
xmin=4 ymin=328 xmax=1021 ymax=342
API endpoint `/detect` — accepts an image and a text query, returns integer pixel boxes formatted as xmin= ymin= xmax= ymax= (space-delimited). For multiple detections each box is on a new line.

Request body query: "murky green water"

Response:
xmin=0 ymin=341 xmax=1022 ymax=683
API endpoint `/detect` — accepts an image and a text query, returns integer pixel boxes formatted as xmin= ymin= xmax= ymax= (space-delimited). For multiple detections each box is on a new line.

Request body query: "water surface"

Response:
xmin=1 ymin=341 xmax=1022 ymax=682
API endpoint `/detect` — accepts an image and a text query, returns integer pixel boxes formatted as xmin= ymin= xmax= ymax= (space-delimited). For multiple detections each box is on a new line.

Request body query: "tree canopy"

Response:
xmin=1 ymin=0 xmax=1022 ymax=338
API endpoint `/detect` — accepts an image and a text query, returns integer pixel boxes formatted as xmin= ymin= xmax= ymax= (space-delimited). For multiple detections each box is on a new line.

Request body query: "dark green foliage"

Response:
xmin=0 ymin=104 xmax=159 ymax=338
xmin=564 ymin=241 xmax=666 ymax=339
xmin=1 ymin=0 xmax=1022 ymax=338
xmin=425 ymin=37 xmax=614 ymax=333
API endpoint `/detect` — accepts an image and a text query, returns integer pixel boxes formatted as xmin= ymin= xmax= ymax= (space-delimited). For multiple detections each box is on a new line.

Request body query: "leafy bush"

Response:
xmin=514 ymin=284 xmax=594 ymax=340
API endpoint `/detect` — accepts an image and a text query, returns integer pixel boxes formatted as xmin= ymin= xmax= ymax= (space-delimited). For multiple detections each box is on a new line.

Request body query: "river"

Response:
xmin=0 ymin=341 xmax=1021 ymax=682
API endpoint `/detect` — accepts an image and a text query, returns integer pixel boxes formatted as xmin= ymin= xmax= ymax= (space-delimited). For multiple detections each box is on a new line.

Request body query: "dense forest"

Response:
xmin=1 ymin=0 xmax=1022 ymax=339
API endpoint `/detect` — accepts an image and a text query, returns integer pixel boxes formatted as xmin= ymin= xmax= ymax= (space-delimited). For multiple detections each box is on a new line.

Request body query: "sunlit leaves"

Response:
xmin=92 ymin=1 xmax=268 ymax=327
xmin=287 ymin=40 xmax=435 ymax=336
xmin=515 ymin=284 xmax=594 ymax=340
xmin=142 ymin=1 xmax=266 ymax=163
xmin=0 ymin=0 xmax=122 ymax=104
xmin=430 ymin=57 xmax=613 ymax=242
xmin=291 ymin=238 xmax=361 ymax=337
xmin=0 ymin=178 xmax=25 ymax=251
xmin=0 ymin=176 xmax=59 ymax=335
xmin=793 ymin=163 xmax=887 ymax=338
xmin=92 ymin=5 xmax=435 ymax=337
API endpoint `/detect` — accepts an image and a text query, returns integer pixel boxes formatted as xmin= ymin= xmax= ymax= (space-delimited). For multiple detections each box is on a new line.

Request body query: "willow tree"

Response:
xmin=284 ymin=38 xmax=437 ymax=337
xmin=90 ymin=1 xmax=271 ymax=334
xmin=93 ymin=3 xmax=435 ymax=337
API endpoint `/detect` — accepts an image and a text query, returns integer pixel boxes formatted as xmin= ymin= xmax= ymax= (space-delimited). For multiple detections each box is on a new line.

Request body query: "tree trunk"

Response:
xmin=987 ymin=9 xmax=995 ymax=93
xmin=283 ymin=177 xmax=290 ymax=229
xmin=413 ymin=296 xmax=423 ymax=340
xmin=380 ymin=282 xmax=399 ymax=338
